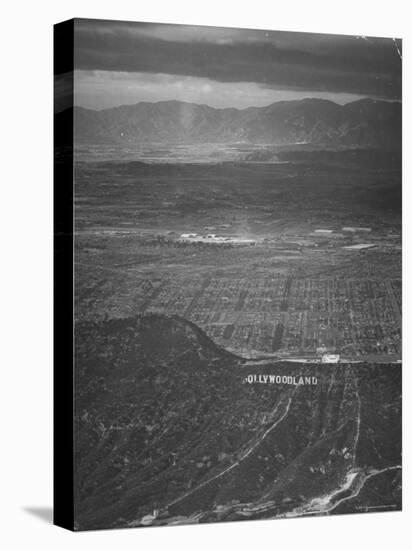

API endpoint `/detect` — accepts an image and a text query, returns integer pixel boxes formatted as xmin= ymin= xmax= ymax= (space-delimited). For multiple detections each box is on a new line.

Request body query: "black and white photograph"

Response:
xmin=53 ymin=17 xmax=403 ymax=531
xmin=4 ymin=2 xmax=411 ymax=548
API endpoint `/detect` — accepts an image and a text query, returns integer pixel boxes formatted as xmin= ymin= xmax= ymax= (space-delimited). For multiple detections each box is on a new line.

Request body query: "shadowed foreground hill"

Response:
xmin=70 ymin=98 xmax=401 ymax=148
xmin=74 ymin=314 xmax=401 ymax=530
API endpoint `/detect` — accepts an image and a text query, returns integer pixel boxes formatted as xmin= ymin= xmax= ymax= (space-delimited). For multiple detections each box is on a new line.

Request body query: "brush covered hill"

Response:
xmin=74 ymin=314 xmax=401 ymax=530
xmin=69 ymin=98 xmax=401 ymax=148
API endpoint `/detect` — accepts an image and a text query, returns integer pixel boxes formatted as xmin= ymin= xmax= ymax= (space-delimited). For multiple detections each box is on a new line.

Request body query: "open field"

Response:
xmin=74 ymin=147 xmax=401 ymax=360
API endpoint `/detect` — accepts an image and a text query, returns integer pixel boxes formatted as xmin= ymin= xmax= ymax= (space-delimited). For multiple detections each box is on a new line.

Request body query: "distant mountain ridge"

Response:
xmin=68 ymin=98 xmax=401 ymax=149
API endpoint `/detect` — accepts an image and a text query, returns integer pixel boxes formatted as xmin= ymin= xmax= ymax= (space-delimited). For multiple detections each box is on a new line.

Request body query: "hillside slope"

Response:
xmin=74 ymin=314 xmax=401 ymax=530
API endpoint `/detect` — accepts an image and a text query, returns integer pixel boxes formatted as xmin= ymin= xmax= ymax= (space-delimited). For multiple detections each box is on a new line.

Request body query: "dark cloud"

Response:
xmin=72 ymin=18 xmax=402 ymax=100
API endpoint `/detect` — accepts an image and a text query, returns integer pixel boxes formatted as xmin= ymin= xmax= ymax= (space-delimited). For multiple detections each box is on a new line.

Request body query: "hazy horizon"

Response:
xmin=70 ymin=86 xmax=400 ymax=113
xmin=55 ymin=19 xmax=402 ymax=113
xmin=73 ymin=69 xmax=371 ymax=111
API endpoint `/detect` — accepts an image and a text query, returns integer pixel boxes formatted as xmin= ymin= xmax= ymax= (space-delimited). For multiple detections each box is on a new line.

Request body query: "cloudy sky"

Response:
xmin=70 ymin=18 xmax=402 ymax=110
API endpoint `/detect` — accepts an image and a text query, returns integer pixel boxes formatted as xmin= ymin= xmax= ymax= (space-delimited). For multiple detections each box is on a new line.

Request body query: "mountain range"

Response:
xmin=66 ymin=98 xmax=401 ymax=148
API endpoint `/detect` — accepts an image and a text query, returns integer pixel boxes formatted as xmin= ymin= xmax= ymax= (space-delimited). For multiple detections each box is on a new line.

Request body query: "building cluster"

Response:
xmin=141 ymin=275 xmax=401 ymax=358
xmin=179 ymin=233 xmax=256 ymax=245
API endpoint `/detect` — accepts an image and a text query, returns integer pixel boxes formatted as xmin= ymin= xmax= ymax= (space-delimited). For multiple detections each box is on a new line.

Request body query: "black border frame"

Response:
xmin=54 ymin=18 xmax=75 ymax=531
